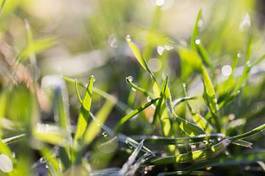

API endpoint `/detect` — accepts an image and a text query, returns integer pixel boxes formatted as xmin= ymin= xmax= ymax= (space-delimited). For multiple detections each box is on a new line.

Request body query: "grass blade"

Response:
xmin=84 ymin=99 xmax=115 ymax=145
xmin=115 ymin=98 xmax=159 ymax=131
xmin=74 ymin=75 xmax=95 ymax=144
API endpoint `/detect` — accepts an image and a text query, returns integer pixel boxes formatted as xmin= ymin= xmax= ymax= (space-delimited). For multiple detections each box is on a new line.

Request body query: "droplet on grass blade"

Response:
xmin=240 ymin=13 xmax=251 ymax=31
xmin=195 ymin=39 xmax=201 ymax=45
xmin=108 ymin=34 xmax=118 ymax=48
xmin=155 ymin=0 xmax=165 ymax=7
xmin=126 ymin=34 xmax=131 ymax=42
xmin=0 ymin=154 xmax=13 ymax=173
xmin=221 ymin=65 xmax=232 ymax=77
xmin=157 ymin=46 xmax=165 ymax=55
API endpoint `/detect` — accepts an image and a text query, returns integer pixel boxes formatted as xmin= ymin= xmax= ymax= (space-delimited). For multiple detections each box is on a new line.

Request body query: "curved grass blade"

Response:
xmin=115 ymin=98 xmax=159 ymax=131
xmin=126 ymin=76 xmax=153 ymax=98
xmin=83 ymin=99 xmax=115 ymax=145
xmin=172 ymin=96 xmax=196 ymax=108
xmin=230 ymin=123 xmax=265 ymax=141
xmin=64 ymin=76 xmax=128 ymax=112
xmin=183 ymin=84 xmax=213 ymax=134
xmin=126 ymin=35 xmax=148 ymax=71
xmin=150 ymin=139 xmax=230 ymax=165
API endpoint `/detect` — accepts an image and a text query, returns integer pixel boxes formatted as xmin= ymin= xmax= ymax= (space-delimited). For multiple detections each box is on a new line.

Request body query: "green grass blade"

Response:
xmin=126 ymin=35 xmax=148 ymax=71
xmin=115 ymin=98 xmax=159 ymax=131
xmin=230 ymin=123 xmax=265 ymax=141
xmin=126 ymin=76 xmax=153 ymax=98
xmin=84 ymin=99 xmax=115 ymax=145
xmin=33 ymin=124 xmax=71 ymax=147
xmin=74 ymin=76 xmax=95 ymax=144
xmin=150 ymin=139 xmax=230 ymax=165
xmin=200 ymin=66 xmax=220 ymax=131
xmin=191 ymin=9 xmax=202 ymax=49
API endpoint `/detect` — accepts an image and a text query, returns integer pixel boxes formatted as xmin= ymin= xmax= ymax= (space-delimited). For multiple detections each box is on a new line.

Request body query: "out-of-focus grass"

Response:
xmin=0 ymin=0 xmax=264 ymax=175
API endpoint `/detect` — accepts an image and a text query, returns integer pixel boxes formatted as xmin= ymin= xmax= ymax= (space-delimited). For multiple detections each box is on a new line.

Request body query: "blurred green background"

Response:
xmin=0 ymin=0 xmax=265 ymax=175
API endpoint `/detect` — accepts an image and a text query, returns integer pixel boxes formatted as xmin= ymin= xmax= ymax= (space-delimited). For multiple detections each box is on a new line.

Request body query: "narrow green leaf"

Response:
xmin=19 ymin=37 xmax=56 ymax=61
xmin=126 ymin=35 xmax=148 ymax=71
xmin=84 ymin=99 xmax=115 ymax=145
xmin=151 ymin=139 xmax=230 ymax=164
xmin=74 ymin=76 xmax=95 ymax=143
xmin=33 ymin=124 xmax=71 ymax=147
xmin=41 ymin=147 xmax=63 ymax=176
xmin=191 ymin=9 xmax=202 ymax=49
xmin=230 ymin=123 xmax=265 ymax=141
xmin=115 ymin=98 xmax=159 ymax=131
xmin=126 ymin=76 xmax=153 ymax=98
xmin=200 ymin=66 xmax=220 ymax=131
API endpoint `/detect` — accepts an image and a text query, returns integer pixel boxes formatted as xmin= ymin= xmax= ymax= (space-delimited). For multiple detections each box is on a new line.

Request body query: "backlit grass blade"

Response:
xmin=183 ymin=84 xmax=213 ymax=133
xmin=74 ymin=75 xmax=95 ymax=144
xmin=172 ymin=96 xmax=196 ymax=108
xmin=230 ymin=123 xmax=265 ymax=141
xmin=53 ymin=87 xmax=70 ymax=133
xmin=64 ymin=76 xmax=128 ymax=112
xmin=200 ymin=66 xmax=220 ymax=131
xmin=2 ymin=133 xmax=26 ymax=144
xmin=115 ymin=98 xmax=159 ymax=131
xmin=191 ymin=9 xmax=202 ymax=49
xmin=19 ymin=37 xmax=56 ymax=61
xmin=33 ymin=124 xmax=71 ymax=147
xmin=126 ymin=76 xmax=153 ymax=98
xmin=126 ymin=35 xmax=157 ymax=83
xmin=172 ymin=115 xmax=205 ymax=137
xmin=84 ymin=99 xmax=115 ymax=145
xmin=40 ymin=147 xmax=63 ymax=176
xmin=126 ymin=35 xmax=148 ymax=71
xmin=150 ymin=139 xmax=230 ymax=165
xmin=133 ymin=133 xmax=224 ymax=147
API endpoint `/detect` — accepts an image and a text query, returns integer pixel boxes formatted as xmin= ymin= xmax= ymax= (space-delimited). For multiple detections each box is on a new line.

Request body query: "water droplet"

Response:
xmin=108 ymin=35 xmax=118 ymax=48
xmin=0 ymin=154 xmax=13 ymax=173
xmin=125 ymin=34 xmax=131 ymax=42
xmin=45 ymin=165 xmax=49 ymax=169
xmin=126 ymin=76 xmax=133 ymax=82
xmin=195 ymin=39 xmax=201 ymax=45
xmin=155 ymin=0 xmax=165 ymax=6
xmin=237 ymin=52 xmax=241 ymax=58
xmin=221 ymin=65 xmax=232 ymax=77
xmin=102 ymin=132 xmax=108 ymax=138
xmin=40 ymin=158 xmax=45 ymax=163
xmin=157 ymin=46 xmax=165 ymax=55
xmin=147 ymin=58 xmax=161 ymax=72
xmin=240 ymin=13 xmax=251 ymax=31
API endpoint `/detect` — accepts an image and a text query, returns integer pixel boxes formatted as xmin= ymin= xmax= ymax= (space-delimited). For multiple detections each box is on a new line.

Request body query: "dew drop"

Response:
xmin=155 ymin=0 xmax=165 ymax=6
xmin=0 ymin=154 xmax=13 ymax=173
xmin=102 ymin=131 xmax=108 ymax=138
xmin=221 ymin=65 xmax=232 ymax=77
xmin=108 ymin=35 xmax=118 ymax=48
xmin=125 ymin=34 xmax=131 ymax=42
xmin=157 ymin=46 xmax=165 ymax=55
xmin=240 ymin=13 xmax=251 ymax=31
xmin=126 ymin=76 xmax=133 ymax=82
xmin=237 ymin=52 xmax=241 ymax=58
xmin=195 ymin=39 xmax=201 ymax=45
